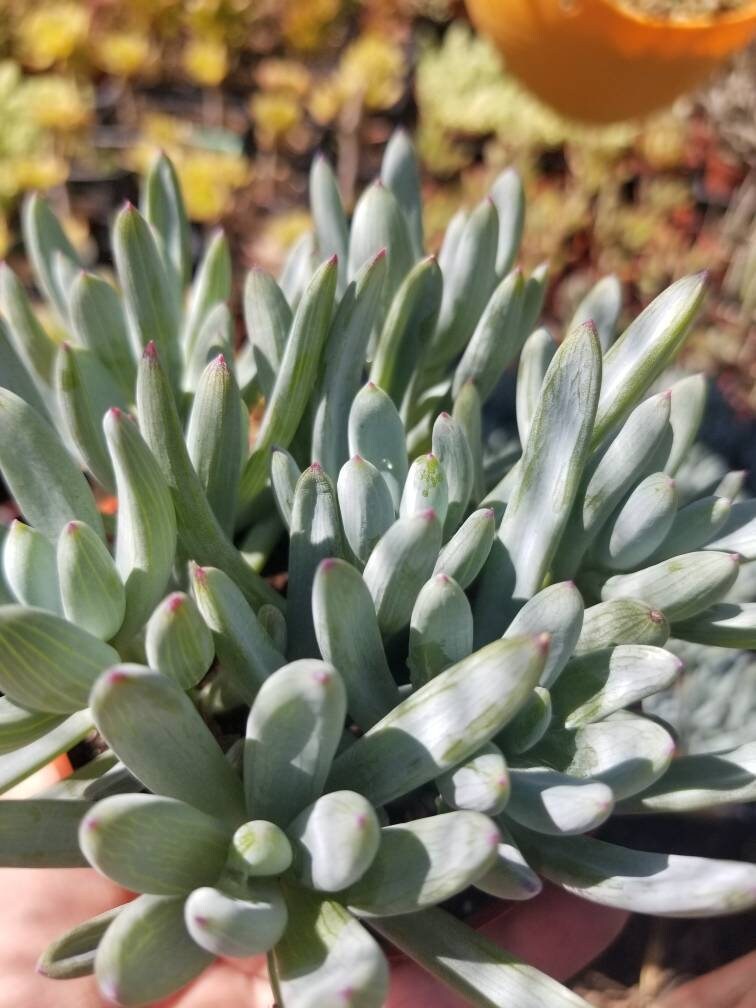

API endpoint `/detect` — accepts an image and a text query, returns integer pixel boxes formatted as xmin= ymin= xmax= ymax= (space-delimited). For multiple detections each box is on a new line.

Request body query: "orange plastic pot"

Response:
xmin=465 ymin=0 xmax=756 ymax=122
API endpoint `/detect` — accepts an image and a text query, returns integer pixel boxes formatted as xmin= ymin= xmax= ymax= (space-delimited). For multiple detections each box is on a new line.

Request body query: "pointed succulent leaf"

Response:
xmin=348 ymin=382 xmax=408 ymax=509
xmin=244 ymin=660 xmax=346 ymax=826
xmin=257 ymin=603 xmax=287 ymax=655
xmin=433 ymin=507 xmax=495 ymax=589
xmin=575 ymin=598 xmax=669 ymax=655
xmin=475 ymin=822 xmax=543 ymax=901
xmin=21 ymin=193 xmax=81 ymax=324
xmin=400 ymin=453 xmax=449 ymax=527
xmin=0 ymin=696 xmax=63 ymax=756
xmin=145 ymin=592 xmax=214 ymax=689
xmin=362 ymin=509 xmax=442 ymax=637
xmin=80 ymin=793 xmax=230 ymax=894
xmin=279 ymin=230 xmax=316 ymax=310
xmin=672 ymin=602 xmax=756 ymax=649
xmin=311 ymin=251 xmax=388 ymax=477
xmin=104 ymin=408 xmax=177 ymax=643
xmin=270 ymin=885 xmax=389 ymax=1008
xmin=518 ymin=262 xmax=549 ymax=341
xmin=241 ymin=257 xmax=337 ymax=506
xmin=437 ymin=208 xmax=466 ymax=275
xmin=186 ymin=302 xmax=237 ymax=392
xmin=288 ymin=791 xmax=380 ymax=892
xmin=591 ymin=472 xmax=677 ymax=572
xmin=569 ymin=275 xmax=622 ymax=351
xmin=91 ymin=665 xmax=246 ymax=823
xmin=552 ymin=645 xmax=680 ymax=729
xmin=57 ymin=520 xmax=125 ymax=640
xmin=287 ymin=464 xmax=344 ymax=660
xmin=69 ymin=271 xmax=135 ymax=400
xmin=0 ymin=315 xmax=50 ymax=418
xmin=270 ymin=446 xmax=301 ymax=531
xmin=225 ymin=820 xmax=293 ymax=878
xmin=0 ymin=710 xmax=92 ymax=795
xmin=504 ymin=581 xmax=584 ymax=688
xmin=408 ymin=573 xmax=473 ymax=688
xmin=592 ymin=274 xmax=706 ymax=444
xmin=432 ymin=412 xmax=474 ymax=537
xmin=490 ymin=167 xmax=525 ymax=277
xmin=453 ymin=268 xmax=525 ymax=403
xmin=471 ymin=537 xmax=518 ymax=646
xmin=516 ymin=327 xmax=556 ymax=446
xmin=705 ymin=499 xmax=756 ymax=560
xmin=452 ymin=379 xmax=485 ymax=501
xmin=310 ymin=154 xmax=349 ymax=290
xmin=599 ymin=551 xmax=740 ymax=622
xmin=370 ymin=255 xmax=442 ymax=407
xmin=499 ymin=687 xmax=552 ymax=755
xmin=502 ymin=322 xmax=602 ymax=599
xmin=621 ymin=741 xmax=756 ymax=813
xmin=243 ymin=267 xmax=291 ymax=399
xmin=530 ymin=711 xmax=675 ymax=800
xmin=337 ymin=455 xmax=395 ymax=566
xmin=646 ymin=494 xmax=731 ymax=563
xmin=659 ymin=373 xmax=708 ymax=474
xmin=186 ymin=880 xmax=287 ymax=958
xmin=345 ymin=811 xmax=498 ymax=916
xmin=182 ymin=230 xmax=231 ymax=363
xmin=381 ymin=129 xmax=424 ymax=258
xmin=0 ymin=263 xmax=57 ymax=389
xmin=373 ymin=906 xmax=589 ymax=1008
xmin=3 ymin=519 xmax=61 ymax=613
xmin=436 ymin=742 xmax=509 ymax=816
xmin=37 ymin=906 xmax=123 ymax=980
xmin=327 ymin=635 xmax=547 ymax=806
xmin=186 ymin=353 xmax=242 ymax=535
xmin=312 ymin=558 xmax=400 ymax=730
xmin=96 ymin=894 xmax=213 ymax=1006
xmin=518 ymin=831 xmax=756 ymax=918
xmin=191 ymin=564 xmax=285 ymax=702
xmin=0 ymin=388 xmax=104 ymax=542
xmin=0 ymin=799 xmax=90 ymax=867
xmin=142 ymin=152 xmax=191 ymax=285
xmin=504 ymin=767 xmax=613 ymax=836
xmin=347 ymin=180 xmax=412 ymax=319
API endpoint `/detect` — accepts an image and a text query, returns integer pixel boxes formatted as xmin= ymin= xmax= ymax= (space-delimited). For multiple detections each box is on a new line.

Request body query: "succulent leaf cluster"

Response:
xmin=0 ymin=131 xmax=755 ymax=1008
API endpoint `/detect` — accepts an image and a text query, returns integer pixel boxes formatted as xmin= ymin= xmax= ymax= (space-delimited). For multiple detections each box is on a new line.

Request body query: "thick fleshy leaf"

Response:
xmin=310 ymin=154 xmax=349 ymax=290
xmin=553 ymin=390 xmax=672 ymax=579
xmin=0 ymin=315 xmax=50 ymax=418
xmin=311 ymin=251 xmax=387 ymax=477
xmin=437 ymin=743 xmax=509 ymax=815
xmin=471 ymin=538 xmax=517 ymax=646
xmin=287 ymin=464 xmax=344 ymax=660
xmin=516 ymin=327 xmax=556 ymax=446
xmin=400 ymin=453 xmax=449 ymax=528
xmin=145 ymin=592 xmax=214 ymax=689
xmin=518 ymin=831 xmax=756 ymax=918
xmin=244 ymin=660 xmax=346 ymax=826
xmin=347 ymin=180 xmax=412 ymax=323
xmin=499 ymin=687 xmax=552 ymax=755
xmin=136 ymin=344 xmax=281 ymax=612
xmin=0 ymin=388 xmax=104 ymax=542
xmin=95 ymin=894 xmax=213 ymax=1006
xmin=570 ymin=275 xmax=622 ymax=351
xmin=490 ymin=167 xmax=525 ymax=277
xmin=279 ymin=231 xmax=316 ymax=310
xmin=551 ymin=645 xmax=681 ymax=728
xmin=0 ymin=710 xmax=92 ymax=794
xmin=3 ymin=519 xmax=61 ymax=613
xmin=182 ymin=230 xmax=231 ymax=364
xmin=312 ymin=558 xmax=400 ymax=729
xmin=705 ymin=499 xmax=756 ymax=560
xmin=370 ymin=255 xmax=442 ymax=408
xmin=592 ymin=274 xmax=706 ymax=444
xmin=187 ymin=292 xmax=237 ymax=396
xmin=599 ymin=551 xmax=740 ymax=622
xmin=575 ymin=598 xmax=669 ymax=655
xmin=408 ymin=573 xmax=473 ymax=687
xmin=80 ymin=794 xmax=230 ymax=894
xmin=673 ymin=602 xmax=756 ymax=649
xmin=348 ymin=382 xmax=408 ymax=510
xmin=345 ymin=812 xmax=498 ymax=916
xmin=529 ymin=711 xmax=675 ymax=800
xmin=257 ymin=603 xmax=287 ymax=655
xmin=337 ymin=455 xmax=395 ymax=566
xmin=21 ymin=193 xmax=81 ymax=324
xmin=242 ymin=270 xmax=288 ymax=399
xmin=621 ymin=742 xmax=756 ymax=813
xmin=0 ymin=696 xmax=62 ymax=755
xmin=381 ymin=129 xmax=424 ymax=258
xmin=103 ymin=408 xmax=177 ymax=643
xmin=91 ymin=665 xmax=246 ymax=823
xmin=37 ymin=907 xmax=124 ymax=980
xmin=327 ymin=635 xmax=547 ymax=806
xmin=362 ymin=510 xmax=442 ymax=636
xmin=0 ymin=266 xmax=57 ymax=405
xmin=288 ymin=791 xmax=381 ymax=892
xmin=501 ymin=322 xmax=602 ymax=599
xmin=475 ymin=822 xmax=543 ymax=901
xmin=69 ymin=271 xmax=135 ymax=400
xmin=0 ymin=605 xmax=118 ymax=713
xmin=113 ymin=203 xmax=181 ymax=384
xmin=191 ymin=564 xmax=285 ymax=702
xmin=240 ymin=257 xmax=337 ymax=506
xmin=432 ymin=412 xmax=474 ymax=537
xmin=453 ymin=268 xmax=525 ymax=403
xmin=591 ymin=472 xmax=677 ymax=572
xmin=57 ymin=520 xmax=125 ymax=640
xmin=660 ymin=373 xmax=708 ymax=474
xmin=186 ymin=880 xmax=287 ymax=958
xmin=225 ymin=820 xmax=293 ymax=878
xmin=270 ymin=447 xmax=301 ymax=531
xmin=452 ymin=379 xmax=485 ymax=501
xmin=519 ymin=262 xmax=549 ymax=342
xmin=142 ymin=152 xmax=191 ymax=285
xmin=270 ymin=885 xmax=389 ymax=1008
xmin=0 ymin=800 xmax=90 ymax=867
xmin=504 ymin=768 xmax=613 ymax=836
xmin=433 ymin=507 xmax=495 ymax=589
xmin=373 ymin=907 xmax=589 ymax=1008
xmin=646 ymin=494 xmax=731 ymax=563
xmin=504 ymin=581 xmax=584 ymax=688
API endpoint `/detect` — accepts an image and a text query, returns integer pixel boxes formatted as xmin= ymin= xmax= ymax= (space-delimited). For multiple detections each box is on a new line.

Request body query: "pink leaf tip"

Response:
xmin=143 ymin=340 xmax=158 ymax=360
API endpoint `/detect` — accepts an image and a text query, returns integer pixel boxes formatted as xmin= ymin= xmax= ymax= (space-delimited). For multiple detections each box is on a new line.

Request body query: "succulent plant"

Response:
xmin=0 ymin=131 xmax=755 ymax=1008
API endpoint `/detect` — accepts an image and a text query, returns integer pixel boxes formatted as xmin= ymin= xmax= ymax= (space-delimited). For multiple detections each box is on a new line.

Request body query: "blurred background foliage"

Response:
xmin=0 ymin=0 xmax=753 ymax=414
